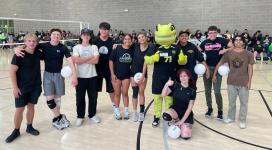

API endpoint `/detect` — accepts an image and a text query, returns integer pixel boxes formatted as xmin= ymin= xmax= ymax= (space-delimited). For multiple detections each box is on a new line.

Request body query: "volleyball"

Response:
xmin=168 ymin=125 xmax=181 ymax=139
xmin=134 ymin=72 xmax=143 ymax=83
xmin=61 ymin=66 xmax=72 ymax=78
xmin=194 ymin=64 xmax=206 ymax=75
xmin=218 ymin=64 xmax=230 ymax=76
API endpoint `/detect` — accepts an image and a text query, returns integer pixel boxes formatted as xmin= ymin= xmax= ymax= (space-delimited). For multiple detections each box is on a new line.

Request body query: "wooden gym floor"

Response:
xmin=0 ymin=50 xmax=271 ymax=150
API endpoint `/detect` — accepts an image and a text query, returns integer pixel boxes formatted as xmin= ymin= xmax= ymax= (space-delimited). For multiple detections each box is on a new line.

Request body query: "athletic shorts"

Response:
xmin=170 ymin=106 xmax=194 ymax=124
xmin=15 ymin=86 xmax=42 ymax=108
xmin=43 ymin=71 xmax=65 ymax=96
xmin=96 ymin=73 xmax=114 ymax=93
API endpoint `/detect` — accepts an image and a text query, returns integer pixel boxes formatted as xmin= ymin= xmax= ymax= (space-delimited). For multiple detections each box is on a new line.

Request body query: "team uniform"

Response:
xmin=73 ymin=44 xmax=99 ymax=120
xmin=148 ymin=45 xmax=179 ymax=94
xmin=169 ymin=81 xmax=196 ymax=124
xmin=109 ymin=45 xmax=134 ymax=80
xmin=93 ymin=37 xmax=114 ymax=92
xmin=176 ymin=42 xmax=204 ymax=89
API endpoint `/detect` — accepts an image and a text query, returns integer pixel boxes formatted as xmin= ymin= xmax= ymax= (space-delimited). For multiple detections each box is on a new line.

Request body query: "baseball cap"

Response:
xmin=81 ymin=28 xmax=91 ymax=35
xmin=178 ymin=29 xmax=190 ymax=36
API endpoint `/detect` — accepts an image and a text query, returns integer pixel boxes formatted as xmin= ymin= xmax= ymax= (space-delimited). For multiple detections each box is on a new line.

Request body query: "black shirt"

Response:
xmin=11 ymin=50 xmax=42 ymax=94
xmin=109 ymin=45 xmax=134 ymax=78
xmin=131 ymin=44 xmax=153 ymax=75
xmin=200 ymin=37 xmax=229 ymax=67
xmin=170 ymin=82 xmax=196 ymax=114
xmin=176 ymin=42 xmax=204 ymax=80
xmin=38 ymin=42 xmax=71 ymax=73
xmin=93 ymin=37 xmax=114 ymax=75
xmin=146 ymin=44 xmax=179 ymax=80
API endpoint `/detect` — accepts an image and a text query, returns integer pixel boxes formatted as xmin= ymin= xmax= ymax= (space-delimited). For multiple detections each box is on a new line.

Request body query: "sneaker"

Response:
xmin=124 ymin=110 xmax=130 ymax=120
xmin=224 ymin=118 xmax=234 ymax=124
xmin=5 ymin=129 xmax=20 ymax=143
xmin=239 ymin=122 xmax=246 ymax=129
xmin=26 ymin=126 xmax=40 ymax=136
xmin=60 ymin=115 xmax=70 ymax=128
xmin=90 ymin=115 xmax=101 ymax=123
xmin=52 ymin=119 xmax=64 ymax=130
xmin=132 ymin=112 xmax=138 ymax=122
xmin=114 ymin=107 xmax=122 ymax=120
xmin=205 ymin=108 xmax=213 ymax=118
xmin=138 ymin=112 xmax=145 ymax=122
xmin=75 ymin=118 xmax=83 ymax=127
xmin=152 ymin=116 xmax=160 ymax=127
xmin=217 ymin=111 xmax=223 ymax=121
xmin=61 ymin=114 xmax=70 ymax=127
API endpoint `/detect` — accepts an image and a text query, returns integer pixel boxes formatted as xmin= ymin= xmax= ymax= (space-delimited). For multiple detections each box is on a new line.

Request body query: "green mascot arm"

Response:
xmin=178 ymin=49 xmax=187 ymax=65
xmin=144 ymin=51 xmax=160 ymax=65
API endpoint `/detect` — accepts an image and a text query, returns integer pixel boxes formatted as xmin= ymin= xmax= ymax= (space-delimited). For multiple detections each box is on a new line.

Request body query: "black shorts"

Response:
xmin=171 ymin=106 xmax=194 ymax=124
xmin=97 ymin=73 xmax=114 ymax=93
xmin=116 ymin=74 xmax=130 ymax=80
xmin=15 ymin=86 xmax=42 ymax=108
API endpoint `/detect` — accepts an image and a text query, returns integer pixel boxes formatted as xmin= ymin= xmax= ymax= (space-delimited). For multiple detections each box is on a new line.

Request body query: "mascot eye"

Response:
xmin=171 ymin=24 xmax=175 ymax=31
xmin=156 ymin=25 xmax=158 ymax=31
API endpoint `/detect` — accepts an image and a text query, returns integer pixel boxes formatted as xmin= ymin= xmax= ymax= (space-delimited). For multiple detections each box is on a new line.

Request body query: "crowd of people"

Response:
xmin=4 ymin=22 xmax=261 ymax=143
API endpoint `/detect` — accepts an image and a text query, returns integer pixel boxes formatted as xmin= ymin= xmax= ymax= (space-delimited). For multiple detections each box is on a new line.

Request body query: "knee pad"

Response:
xmin=54 ymin=98 xmax=61 ymax=107
xmin=47 ymin=99 xmax=56 ymax=109
xmin=162 ymin=112 xmax=172 ymax=121
xmin=132 ymin=86 xmax=139 ymax=99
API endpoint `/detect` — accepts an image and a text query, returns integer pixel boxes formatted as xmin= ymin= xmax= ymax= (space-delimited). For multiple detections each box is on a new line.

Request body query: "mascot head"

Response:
xmin=155 ymin=23 xmax=176 ymax=48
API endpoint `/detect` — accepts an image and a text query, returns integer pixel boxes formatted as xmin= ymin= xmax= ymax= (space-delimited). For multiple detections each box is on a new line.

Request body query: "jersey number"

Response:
xmin=164 ymin=56 xmax=172 ymax=63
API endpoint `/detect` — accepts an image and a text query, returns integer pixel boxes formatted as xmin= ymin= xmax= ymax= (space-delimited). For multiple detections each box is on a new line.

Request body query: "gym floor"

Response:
xmin=0 ymin=50 xmax=271 ymax=150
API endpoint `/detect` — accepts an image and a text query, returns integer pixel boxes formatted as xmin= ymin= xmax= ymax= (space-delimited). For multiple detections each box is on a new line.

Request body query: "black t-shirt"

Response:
xmin=11 ymin=50 xmax=42 ymax=94
xmin=200 ymin=37 xmax=229 ymax=67
xmin=176 ymin=42 xmax=204 ymax=80
xmin=170 ymin=82 xmax=196 ymax=114
xmin=109 ymin=45 xmax=134 ymax=78
xmin=131 ymin=43 xmax=153 ymax=75
xmin=146 ymin=44 xmax=179 ymax=80
xmin=93 ymin=37 xmax=114 ymax=75
xmin=38 ymin=42 xmax=71 ymax=73
xmin=253 ymin=44 xmax=263 ymax=52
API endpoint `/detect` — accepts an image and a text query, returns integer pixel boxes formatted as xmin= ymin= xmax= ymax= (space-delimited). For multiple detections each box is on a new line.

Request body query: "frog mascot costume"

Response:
xmin=145 ymin=23 xmax=187 ymax=127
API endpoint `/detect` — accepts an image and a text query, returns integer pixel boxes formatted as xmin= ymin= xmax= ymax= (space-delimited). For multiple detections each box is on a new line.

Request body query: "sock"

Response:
xmin=140 ymin=105 xmax=145 ymax=113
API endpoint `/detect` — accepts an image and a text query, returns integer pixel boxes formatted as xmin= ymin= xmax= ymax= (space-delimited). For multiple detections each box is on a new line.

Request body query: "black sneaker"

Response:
xmin=5 ymin=129 xmax=20 ymax=143
xmin=205 ymin=108 xmax=213 ymax=118
xmin=217 ymin=111 xmax=223 ymax=121
xmin=26 ymin=125 xmax=40 ymax=136
xmin=152 ymin=116 xmax=160 ymax=127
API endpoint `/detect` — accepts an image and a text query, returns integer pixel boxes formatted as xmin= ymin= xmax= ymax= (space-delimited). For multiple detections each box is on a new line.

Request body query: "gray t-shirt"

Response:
xmin=221 ymin=50 xmax=254 ymax=87
xmin=73 ymin=44 xmax=99 ymax=78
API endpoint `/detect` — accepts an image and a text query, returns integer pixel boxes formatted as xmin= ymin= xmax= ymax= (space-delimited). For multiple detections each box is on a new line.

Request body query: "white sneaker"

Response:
xmin=224 ymin=118 xmax=234 ymax=124
xmin=132 ymin=112 xmax=138 ymax=122
xmin=75 ymin=118 xmax=83 ymax=127
xmin=61 ymin=114 xmax=70 ymax=128
xmin=138 ymin=112 xmax=145 ymax=122
xmin=90 ymin=115 xmax=101 ymax=123
xmin=239 ymin=122 xmax=246 ymax=129
xmin=52 ymin=119 xmax=64 ymax=130
xmin=114 ymin=108 xmax=122 ymax=120
xmin=124 ymin=110 xmax=130 ymax=120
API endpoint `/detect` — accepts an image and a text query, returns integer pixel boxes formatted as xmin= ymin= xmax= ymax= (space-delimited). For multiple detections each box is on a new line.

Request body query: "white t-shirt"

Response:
xmin=73 ymin=44 xmax=99 ymax=78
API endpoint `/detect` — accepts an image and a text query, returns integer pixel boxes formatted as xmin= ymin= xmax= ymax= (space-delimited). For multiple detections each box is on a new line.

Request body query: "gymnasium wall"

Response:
xmin=0 ymin=0 xmax=271 ymax=35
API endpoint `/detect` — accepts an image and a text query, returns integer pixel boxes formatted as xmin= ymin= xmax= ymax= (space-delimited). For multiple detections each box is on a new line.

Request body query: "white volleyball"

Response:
xmin=194 ymin=64 xmax=206 ymax=75
xmin=61 ymin=66 xmax=72 ymax=78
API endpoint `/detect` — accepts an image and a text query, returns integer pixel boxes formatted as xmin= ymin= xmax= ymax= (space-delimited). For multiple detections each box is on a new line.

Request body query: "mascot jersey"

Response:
xmin=146 ymin=44 xmax=179 ymax=94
